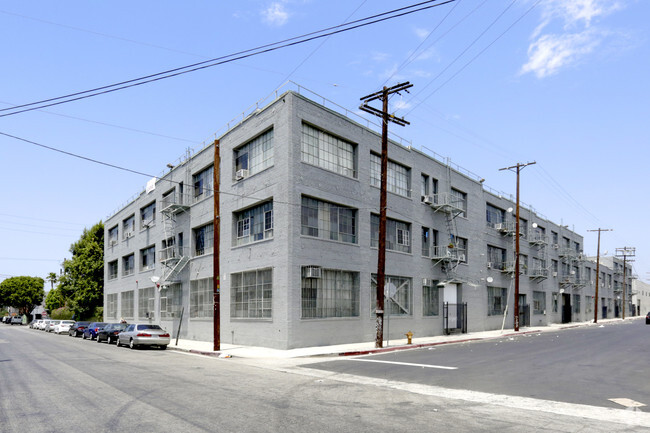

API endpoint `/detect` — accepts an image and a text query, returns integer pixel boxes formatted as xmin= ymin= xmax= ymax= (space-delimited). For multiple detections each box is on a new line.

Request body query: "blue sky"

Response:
xmin=1 ymin=0 xmax=648 ymax=287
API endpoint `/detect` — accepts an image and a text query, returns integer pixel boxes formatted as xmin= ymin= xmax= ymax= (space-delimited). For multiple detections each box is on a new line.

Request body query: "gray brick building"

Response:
xmin=104 ymin=89 xmax=629 ymax=349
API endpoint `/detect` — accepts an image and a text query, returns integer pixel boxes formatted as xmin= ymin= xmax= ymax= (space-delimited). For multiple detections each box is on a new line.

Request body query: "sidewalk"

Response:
xmin=167 ymin=316 xmax=643 ymax=359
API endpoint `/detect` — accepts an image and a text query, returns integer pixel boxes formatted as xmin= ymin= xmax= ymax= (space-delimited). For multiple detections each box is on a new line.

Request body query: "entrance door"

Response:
xmin=518 ymin=294 xmax=528 ymax=328
xmin=443 ymin=283 xmax=458 ymax=327
xmin=562 ymin=293 xmax=572 ymax=323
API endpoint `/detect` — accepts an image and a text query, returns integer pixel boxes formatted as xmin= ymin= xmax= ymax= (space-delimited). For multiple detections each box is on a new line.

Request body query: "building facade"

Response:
xmin=104 ymin=90 xmax=632 ymax=349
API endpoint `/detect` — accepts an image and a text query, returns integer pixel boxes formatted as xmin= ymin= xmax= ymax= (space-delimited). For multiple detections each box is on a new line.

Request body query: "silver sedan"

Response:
xmin=115 ymin=323 xmax=171 ymax=350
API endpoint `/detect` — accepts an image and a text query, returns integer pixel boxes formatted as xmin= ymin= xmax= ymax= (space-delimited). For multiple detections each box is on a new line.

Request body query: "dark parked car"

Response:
xmin=69 ymin=321 xmax=92 ymax=337
xmin=646 ymin=312 xmax=650 ymax=325
xmin=82 ymin=322 xmax=107 ymax=340
xmin=96 ymin=323 xmax=128 ymax=344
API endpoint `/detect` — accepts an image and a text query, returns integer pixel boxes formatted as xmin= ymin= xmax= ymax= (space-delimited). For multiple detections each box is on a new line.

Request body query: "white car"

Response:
xmin=38 ymin=319 xmax=53 ymax=330
xmin=53 ymin=320 xmax=75 ymax=334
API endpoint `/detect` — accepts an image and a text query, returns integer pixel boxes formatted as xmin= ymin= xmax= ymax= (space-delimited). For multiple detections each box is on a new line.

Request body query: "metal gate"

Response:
xmin=443 ymin=302 xmax=467 ymax=335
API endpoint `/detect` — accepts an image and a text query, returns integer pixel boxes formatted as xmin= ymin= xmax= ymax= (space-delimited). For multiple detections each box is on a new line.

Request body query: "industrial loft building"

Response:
xmin=104 ymin=87 xmax=637 ymax=349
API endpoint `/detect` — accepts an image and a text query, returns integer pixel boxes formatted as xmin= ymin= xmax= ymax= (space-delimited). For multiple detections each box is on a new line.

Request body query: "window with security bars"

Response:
xmin=487 ymin=245 xmax=506 ymax=268
xmin=301 ymin=123 xmax=356 ymax=178
xmin=573 ymin=294 xmax=581 ymax=314
xmin=138 ymin=287 xmax=155 ymax=319
xmin=193 ymin=165 xmax=213 ymax=203
xmin=371 ymin=275 xmax=412 ymax=316
xmin=190 ymin=278 xmax=213 ymax=318
xmin=160 ymin=283 xmax=183 ymax=319
xmin=234 ymin=202 xmax=274 ymax=246
xmin=301 ymin=196 xmax=356 ymax=243
xmin=533 ymin=291 xmax=545 ymax=314
xmin=194 ymin=223 xmax=213 ymax=256
xmin=370 ymin=214 xmax=411 ymax=253
xmin=585 ymin=296 xmax=593 ymax=313
xmin=301 ymin=269 xmax=359 ymax=319
xmin=488 ymin=286 xmax=507 ymax=316
xmin=121 ymin=290 xmax=134 ymax=319
xmin=106 ymin=293 xmax=118 ymax=319
xmin=234 ymin=129 xmax=274 ymax=175
xmin=231 ymin=269 xmax=272 ymax=319
xmin=370 ymin=153 xmax=410 ymax=197
xmin=422 ymin=283 xmax=440 ymax=316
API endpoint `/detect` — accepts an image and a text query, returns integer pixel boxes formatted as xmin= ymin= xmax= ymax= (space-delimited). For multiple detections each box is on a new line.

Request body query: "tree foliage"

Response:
xmin=0 ymin=276 xmax=45 ymax=315
xmin=45 ymin=287 xmax=65 ymax=312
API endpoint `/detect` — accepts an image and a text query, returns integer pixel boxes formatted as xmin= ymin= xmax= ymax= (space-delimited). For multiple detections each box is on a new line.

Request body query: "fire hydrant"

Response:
xmin=405 ymin=331 xmax=414 ymax=345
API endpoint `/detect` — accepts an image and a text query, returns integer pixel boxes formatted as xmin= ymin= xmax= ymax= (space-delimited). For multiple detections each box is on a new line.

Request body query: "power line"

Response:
xmin=0 ymin=213 xmax=86 ymax=226
xmin=0 ymin=0 xmax=455 ymax=118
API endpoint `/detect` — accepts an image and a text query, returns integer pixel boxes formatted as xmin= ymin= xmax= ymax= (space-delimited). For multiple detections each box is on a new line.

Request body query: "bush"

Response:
xmin=51 ymin=306 xmax=74 ymax=320
xmin=88 ymin=306 xmax=104 ymax=322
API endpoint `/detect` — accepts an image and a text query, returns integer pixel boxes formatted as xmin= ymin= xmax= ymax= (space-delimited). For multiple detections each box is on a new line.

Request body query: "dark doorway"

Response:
xmin=561 ymin=293 xmax=572 ymax=323
xmin=518 ymin=294 xmax=530 ymax=328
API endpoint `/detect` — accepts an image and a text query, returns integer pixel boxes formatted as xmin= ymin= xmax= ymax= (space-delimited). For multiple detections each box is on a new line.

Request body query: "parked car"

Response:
xmin=2 ymin=316 xmax=11 ymax=324
xmin=82 ymin=322 xmax=107 ymax=340
xmin=69 ymin=321 xmax=92 ymax=337
xmin=10 ymin=316 xmax=23 ymax=325
xmin=30 ymin=319 xmax=43 ymax=329
xmin=116 ymin=323 xmax=170 ymax=350
xmin=96 ymin=323 xmax=128 ymax=344
xmin=53 ymin=320 xmax=75 ymax=334
xmin=38 ymin=319 xmax=53 ymax=330
xmin=45 ymin=320 xmax=61 ymax=332
xmin=646 ymin=312 xmax=650 ymax=325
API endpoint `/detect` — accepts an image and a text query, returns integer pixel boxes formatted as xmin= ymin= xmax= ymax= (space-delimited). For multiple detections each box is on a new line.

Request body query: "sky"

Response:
xmin=1 ymin=0 xmax=648 ymax=289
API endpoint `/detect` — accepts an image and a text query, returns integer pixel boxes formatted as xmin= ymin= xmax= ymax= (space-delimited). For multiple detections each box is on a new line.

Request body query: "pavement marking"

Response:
xmin=347 ymin=358 xmax=457 ymax=370
xmin=609 ymin=398 xmax=646 ymax=408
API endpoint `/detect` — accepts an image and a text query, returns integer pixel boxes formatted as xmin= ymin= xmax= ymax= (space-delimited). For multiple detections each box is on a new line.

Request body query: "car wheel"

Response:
xmin=159 ymin=345 xmax=167 ymax=350
xmin=82 ymin=333 xmax=86 ymax=339
xmin=115 ymin=338 xmax=121 ymax=348
xmin=96 ymin=336 xmax=102 ymax=343
xmin=107 ymin=336 xmax=112 ymax=344
xmin=129 ymin=339 xmax=137 ymax=350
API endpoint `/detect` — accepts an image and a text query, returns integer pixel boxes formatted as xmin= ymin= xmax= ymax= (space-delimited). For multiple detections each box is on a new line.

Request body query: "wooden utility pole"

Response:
xmin=588 ymin=228 xmax=611 ymax=323
xmin=213 ymin=139 xmax=221 ymax=351
xmin=499 ymin=161 xmax=535 ymax=332
xmin=360 ymin=82 xmax=412 ymax=348
xmin=615 ymin=247 xmax=635 ymax=319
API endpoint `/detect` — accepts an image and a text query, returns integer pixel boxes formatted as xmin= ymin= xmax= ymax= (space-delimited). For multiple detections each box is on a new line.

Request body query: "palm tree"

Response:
xmin=46 ymin=272 xmax=57 ymax=291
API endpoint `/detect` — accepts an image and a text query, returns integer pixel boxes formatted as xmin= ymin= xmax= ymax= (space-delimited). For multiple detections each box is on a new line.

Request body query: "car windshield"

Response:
xmin=137 ymin=324 xmax=162 ymax=330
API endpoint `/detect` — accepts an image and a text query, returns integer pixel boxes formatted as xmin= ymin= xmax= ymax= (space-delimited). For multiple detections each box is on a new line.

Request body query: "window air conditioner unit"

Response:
xmin=305 ymin=266 xmax=321 ymax=278
xmin=553 ymin=272 xmax=558 ymax=277
xmin=422 ymin=278 xmax=434 ymax=286
xmin=423 ymin=195 xmax=433 ymax=205
xmin=458 ymin=254 xmax=466 ymax=262
xmin=110 ymin=239 xmax=117 ymax=246
xmin=235 ymin=169 xmax=249 ymax=180
xmin=487 ymin=262 xmax=492 ymax=269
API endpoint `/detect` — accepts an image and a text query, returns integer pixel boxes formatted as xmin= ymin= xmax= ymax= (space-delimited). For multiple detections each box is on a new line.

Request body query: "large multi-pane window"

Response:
xmin=486 ymin=204 xmax=505 ymax=226
xmin=487 ymin=245 xmax=506 ymax=269
xmin=450 ymin=188 xmax=467 ymax=217
xmin=455 ymin=237 xmax=468 ymax=262
xmin=370 ymin=153 xmax=410 ymax=197
xmin=421 ymin=227 xmax=430 ymax=257
xmin=420 ymin=174 xmax=429 ymax=201
xmin=138 ymin=287 xmax=155 ymax=319
xmin=235 ymin=129 xmax=274 ymax=176
xmin=301 ymin=197 xmax=356 ymax=243
xmin=108 ymin=260 xmax=118 ymax=280
xmin=301 ymin=123 xmax=356 ymax=178
xmin=122 ymin=254 xmax=134 ymax=276
xmin=108 ymin=225 xmax=119 ymax=246
xmin=190 ymin=278 xmax=213 ymax=318
xmin=552 ymin=292 xmax=559 ymax=313
xmin=231 ymin=269 xmax=273 ymax=319
xmin=585 ymin=295 xmax=593 ymax=313
xmin=122 ymin=215 xmax=135 ymax=239
xmin=140 ymin=245 xmax=155 ymax=271
xmin=234 ymin=202 xmax=273 ymax=246
xmin=488 ymin=286 xmax=507 ymax=316
xmin=371 ymin=275 xmax=412 ymax=316
xmin=122 ymin=290 xmax=134 ymax=319
xmin=370 ymin=214 xmax=411 ymax=253
xmin=160 ymin=283 xmax=183 ymax=319
xmin=423 ymin=281 xmax=440 ymax=316
xmin=106 ymin=293 xmax=118 ymax=319
xmin=533 ymin=291 xmax=546 ymax=314
xmin=194 ymin=223 xmax=214 ymax=256
xmin=301 ymin=268 xmax=359 ymax=319
xmin=573 ymin=294 xmax=581 ymax=314
xmin=193 ymin=165 xmax=213 ymax=203
xmin=140 ymin=201 xmax=156 ymax=229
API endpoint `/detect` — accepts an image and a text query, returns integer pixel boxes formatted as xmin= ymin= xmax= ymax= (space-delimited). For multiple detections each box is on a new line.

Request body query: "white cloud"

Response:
xmin=414 ymin=27 xmax=430 ymax=40
xmin=262 ymin=2 xmax=289 ymax=27
xmin=371 ymin=51 xmax=390 ymax=62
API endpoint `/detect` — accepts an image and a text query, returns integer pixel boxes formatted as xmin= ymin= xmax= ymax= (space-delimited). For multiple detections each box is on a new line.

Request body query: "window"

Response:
xmin=301 ymin=123 xmax=356 ymax=177
xmin=106 ymin=293 xmax=118 ymax=319
xmin=140 ymin=245 xmax=155 ymax=271
xmin=160 ymin=283 xmax=182 ymax=319
xmin=486 ymin=204 xmax=505 ymax=226
xmin=371 ymin=275 xmax=412 ymax=316
xmin=190 ymin=278 xmax=213 ymax=318
xmin=231 ymin=268 xmax=273 ymax=319
xmin=370 ymin=153 xmax=410 ymax=197
xmin=108 ymin=225 xmax=119 ymax=246
xmin=138 ymin=287 xmax=155 ymax=319
xmin=301 ymin=197 xmax=356 ymax=243
xmin=301 ymin=268 xmax=359 ymax=319
xmin=420 ymin=174 xmax=429 ymax=202
xmin=421 ymin=227 xmax=430 ymax=257
xmin=488 ymin=286 xmax=507 ymax=316
xmin=423 ymin=281 xmax=440 ymax=316
xmin=122 ymin=215 xmax=135 ymax=239
xmin=194 ymin=223 xmax=214 ymax=256
xmin=454 ymin=237 xmax=468 ymax=263
xmin=108 ymin=260 xmax=118 ymax=280
xmin=487 ymin=245 xmax=506 ymax=269
xmin=234 ymin=201 xmax=274 ymax=246
xmin=533 ymin=291 xmax=545 ymax=314
xmin=552 ymin=292 xmax=559 ymax=313
xmin=235 ymin=129 xmax=274 ymax=177
xmin=140 ymin=201 xmax=156 ymax=229
xmin=519 ymin=218 xmax=528 ymax=239
xmin=193 ymin=165 xmax=213 ymax=203
xmin=122 ymin=254 xmax=134 ymax=276
xmin=551 ymin=231 xmax=558 ymax=245
xmin=552 ymin=260 xmax=559 ymax=273
xmin=370 ymin=215 xmax=411 ymax=253
xmin=573 ymin=294 xmax=581 ymax=314
xmin=450 ymin=188 xmax=467 ymax=217
xmin=585 ymin=296 xmax=593 ymax=313
xmin=122 ymin=290 xmax=134 ymax=319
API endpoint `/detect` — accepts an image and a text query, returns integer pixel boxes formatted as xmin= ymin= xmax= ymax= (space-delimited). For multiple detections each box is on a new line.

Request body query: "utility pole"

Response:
xmin=499 ymin=161 xmax=536 ymax=332
xmin=360 ymin=82 xmax=412 ymax=348
xmin=615 ymin=247 xmax=635 ymax=319
xmin=588 ymin=228 xmax=611 ymax=323
xmin=213 ymin=139 xmax=221 ymax=351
